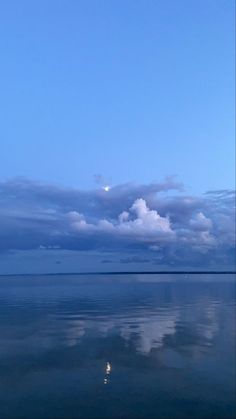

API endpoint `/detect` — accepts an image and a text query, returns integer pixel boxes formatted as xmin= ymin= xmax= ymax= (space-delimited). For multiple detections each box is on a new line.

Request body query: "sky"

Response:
xmin=0 ymin=0 xmax=235 ymax=273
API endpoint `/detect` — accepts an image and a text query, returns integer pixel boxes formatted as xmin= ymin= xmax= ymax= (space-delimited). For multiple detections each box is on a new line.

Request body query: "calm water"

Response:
xmin=0 ymin=274 xmax=235 ymax=419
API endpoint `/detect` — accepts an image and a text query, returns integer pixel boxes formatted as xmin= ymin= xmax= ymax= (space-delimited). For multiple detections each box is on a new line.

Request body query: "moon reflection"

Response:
xmin=104 ymin=361 xmax=112 ymax=384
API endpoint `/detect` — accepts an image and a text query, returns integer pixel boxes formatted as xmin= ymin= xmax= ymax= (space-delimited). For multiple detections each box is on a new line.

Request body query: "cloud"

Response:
xmin=68 ymin=198 xmax=173 ymax=241
xmin=120 ymin=256 xmax=150 ymax=264
xmin=189 ymin=212 xmax=212 ymax=231
xmin=0 ymin=178 xmax=235 ymax=268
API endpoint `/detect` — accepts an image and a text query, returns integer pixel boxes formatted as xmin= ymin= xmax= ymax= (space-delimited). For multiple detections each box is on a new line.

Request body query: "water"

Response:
xmin=0 ymin=273 xmax=235 ymax=419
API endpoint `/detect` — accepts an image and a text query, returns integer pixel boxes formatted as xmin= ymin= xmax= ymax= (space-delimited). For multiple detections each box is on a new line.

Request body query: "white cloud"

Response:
xmin=69 ymin=198 xmax=174 ymax=242
xmin=118 ymin=211 xmax=129 ymax=223
xmin=120 ymin=198 xmax=172 ymax=235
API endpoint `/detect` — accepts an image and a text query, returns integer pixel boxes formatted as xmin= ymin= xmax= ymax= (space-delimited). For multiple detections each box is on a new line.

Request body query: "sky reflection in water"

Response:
xmin=0 ymin=274 xmax=235 ymax=418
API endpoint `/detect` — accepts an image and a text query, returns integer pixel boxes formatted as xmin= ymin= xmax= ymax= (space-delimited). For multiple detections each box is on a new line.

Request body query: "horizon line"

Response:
xmin=0 ymin=270 xmax=235 ymax=277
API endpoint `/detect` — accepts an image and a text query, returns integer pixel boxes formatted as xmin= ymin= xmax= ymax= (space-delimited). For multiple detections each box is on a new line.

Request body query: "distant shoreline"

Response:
xmin=0 ymin=271 xmax=235 ymax=277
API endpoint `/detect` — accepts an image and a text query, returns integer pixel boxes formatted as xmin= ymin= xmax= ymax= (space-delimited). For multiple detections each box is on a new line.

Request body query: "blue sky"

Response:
xmin=0 ymin=0 xmax=235 ymax=193
xmin=0 ymin=0 xmax=235 ymax=273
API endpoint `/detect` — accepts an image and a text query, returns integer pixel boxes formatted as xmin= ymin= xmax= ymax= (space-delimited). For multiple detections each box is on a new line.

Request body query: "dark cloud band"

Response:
xmin=0 ymin=178 xmax=235 ymax=268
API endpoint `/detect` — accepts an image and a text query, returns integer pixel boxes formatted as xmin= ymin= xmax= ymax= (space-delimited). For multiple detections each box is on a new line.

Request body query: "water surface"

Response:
xmin=0 ymin=273 xmax=235 ymax=418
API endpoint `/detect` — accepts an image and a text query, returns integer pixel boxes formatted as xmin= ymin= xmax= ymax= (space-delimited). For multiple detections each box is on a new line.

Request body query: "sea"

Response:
xmin=0 ymin=273 xmax=235 ymax=419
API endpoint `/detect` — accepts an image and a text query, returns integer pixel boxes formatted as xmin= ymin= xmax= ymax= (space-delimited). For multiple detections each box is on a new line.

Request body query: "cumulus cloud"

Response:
xmin=68 ymin=198 xmax=173 ymax=242
xmin=0 ymin=178 xmax=235 ymax=268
